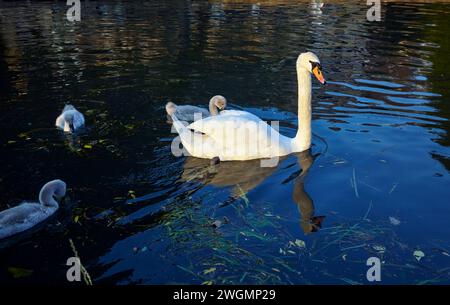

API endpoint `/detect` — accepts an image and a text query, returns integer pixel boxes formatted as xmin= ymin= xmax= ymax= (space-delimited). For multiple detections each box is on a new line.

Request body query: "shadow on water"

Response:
xmin=94 ymin=149 xmax=328 ymax=284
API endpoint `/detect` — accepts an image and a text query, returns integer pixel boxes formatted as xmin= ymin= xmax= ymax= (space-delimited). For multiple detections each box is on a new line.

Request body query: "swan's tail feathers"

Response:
xmin=170 ymin=114 xmax=200 ymax=157
xmin=170 ymin=114 xmax=190 ymax=136
xmin=165 ymin=102 xmax=177 ymax=116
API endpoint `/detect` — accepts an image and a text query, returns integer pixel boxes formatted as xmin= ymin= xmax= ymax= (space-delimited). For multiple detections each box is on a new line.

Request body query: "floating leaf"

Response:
xmin=211 ymin=220 xmax=222 ymax=228
xmin=389 ymin=216 xmax=401 ymax=226
xmin=294 ymin=239 xmax=306 ymax=249
xmin=8 ymin=267 xmax=33 ymax=279
xmin=203 ymin=267 xmax=216 ymax=275
xmin=202 ymin=280 xmax=213 ymax=285
xmin=372 ymin=245 xmax=386 ymax=254
xmin=413 ymin=250 xmax=425 ymax=261
xmin=128 ymin=190 xmax=136 ymax=199
xmin=83 ymin=144 xmax=92 ymax=149
xmin=74 ymin=215 xmax=80 ymax=223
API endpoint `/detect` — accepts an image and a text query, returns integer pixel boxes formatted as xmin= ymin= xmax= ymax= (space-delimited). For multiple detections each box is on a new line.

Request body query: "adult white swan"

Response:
xmin=0 ymin=180 xmax=66 ymax=239
xmin=165 ymin=95 xmax=227 ymax=123
xmin=55 ymin=104 xmax=85 ymax=133
xmin=168 ymin=52 xmax=326 ymax=161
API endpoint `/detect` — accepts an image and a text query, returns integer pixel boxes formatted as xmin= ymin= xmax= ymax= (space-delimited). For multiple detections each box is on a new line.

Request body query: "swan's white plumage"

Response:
xmin=55 ymin=104 xmax=85 ymax=133
xmin=172 ymin=110 xmax=292 ymax=161
xmin=169 ymin=52 xmax=324 ymax=161
xmin=0 ymin=180 xmax=66 ymax=240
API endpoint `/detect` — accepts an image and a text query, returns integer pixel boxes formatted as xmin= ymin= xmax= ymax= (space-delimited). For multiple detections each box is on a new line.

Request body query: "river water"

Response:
xmin=0 ymin=1 xmax=449 ymax=284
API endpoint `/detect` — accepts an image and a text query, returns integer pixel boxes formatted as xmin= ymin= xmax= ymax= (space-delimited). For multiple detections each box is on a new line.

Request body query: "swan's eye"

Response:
xmin=309 ymin=60 xmax=321 ymax=71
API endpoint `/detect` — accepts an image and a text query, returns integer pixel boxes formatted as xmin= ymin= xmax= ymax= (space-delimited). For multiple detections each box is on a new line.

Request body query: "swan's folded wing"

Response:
xmin=186 ymin=111 xmax=280 ymax=156
xmin=187 ymin=111 xmax=261 ymax=137
xmin=0 ymin=204 xmax=43 ymax=226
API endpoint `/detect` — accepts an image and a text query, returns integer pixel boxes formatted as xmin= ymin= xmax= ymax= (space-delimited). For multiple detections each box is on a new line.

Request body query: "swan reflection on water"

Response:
xmin=292 ymin=151 xmax=325 ymax=234
xmin=181 ymin=149 xmax=325 ymax=234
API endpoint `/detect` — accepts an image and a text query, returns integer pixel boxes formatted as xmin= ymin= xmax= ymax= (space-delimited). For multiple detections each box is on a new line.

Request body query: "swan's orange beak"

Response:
xmin=312 ymin=66 xmax=326 ymax=84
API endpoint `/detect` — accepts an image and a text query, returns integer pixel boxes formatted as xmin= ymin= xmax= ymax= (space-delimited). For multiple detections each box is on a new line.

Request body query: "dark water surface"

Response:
xmin=0 ymin=1 xmax=449 ymax=284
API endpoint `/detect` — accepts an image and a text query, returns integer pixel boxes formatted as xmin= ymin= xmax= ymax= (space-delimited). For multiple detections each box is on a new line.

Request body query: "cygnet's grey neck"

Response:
xmin=209 ymin=99 xmax=219 ymax=116
xmin=38 ymin=180 xmax=66 ymax=208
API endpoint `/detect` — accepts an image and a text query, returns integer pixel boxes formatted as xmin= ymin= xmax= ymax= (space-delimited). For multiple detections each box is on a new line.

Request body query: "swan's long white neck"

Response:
xmin=292 ymin=66 xmax=312 ymax=152
xmin=38 ymin=180 xmax=66 ymax=208
xmin=209 ymin=100 xmax=218 ymax=116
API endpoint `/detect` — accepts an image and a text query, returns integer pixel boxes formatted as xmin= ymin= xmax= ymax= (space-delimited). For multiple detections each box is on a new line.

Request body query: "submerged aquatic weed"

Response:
xmin=69 ymin=239 xmax=93 ymax=285
xmin=153 ymin=184 xmax=449 ymax=284
xmin=351 ymin=168 xmax=359 ymax=198
xmin=7 ymin=267 xmax=33 ymax=279
xmin=389 ymin=182 xmax=398 ymax=195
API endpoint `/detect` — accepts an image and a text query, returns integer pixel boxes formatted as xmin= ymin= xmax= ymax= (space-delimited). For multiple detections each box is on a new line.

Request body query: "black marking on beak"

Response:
xmin=309 ymin=60 xmax=322 ymax=71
